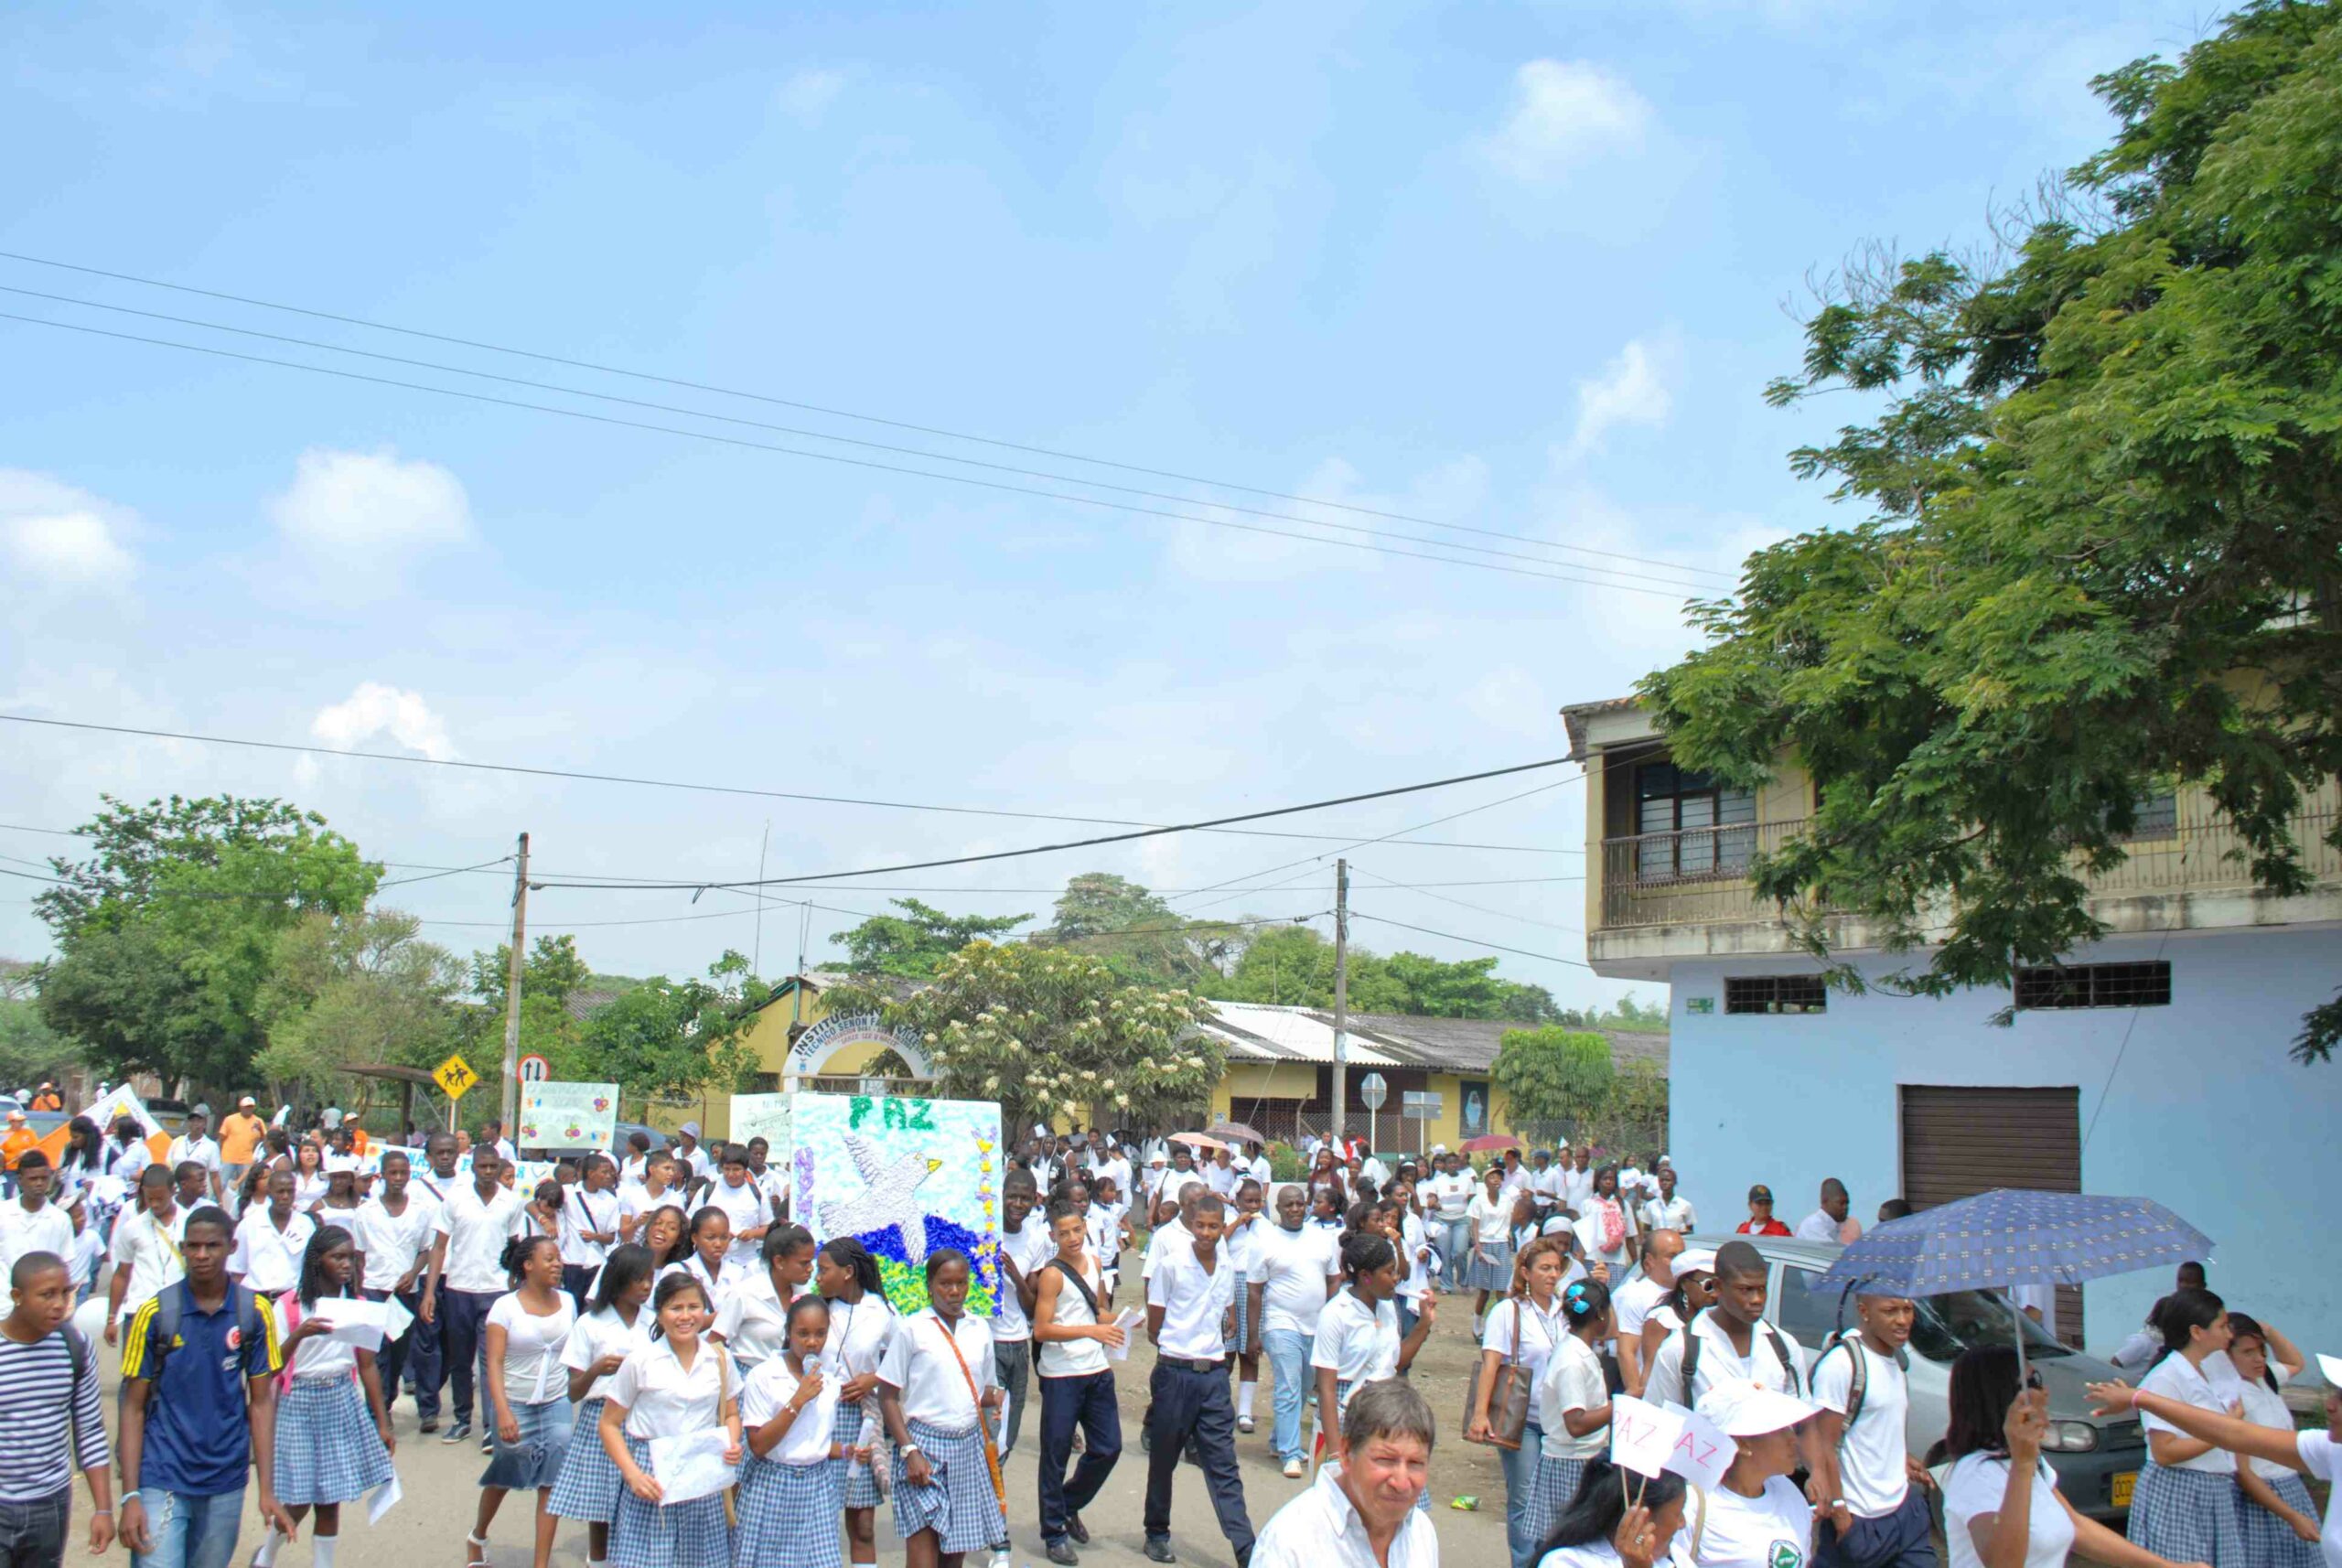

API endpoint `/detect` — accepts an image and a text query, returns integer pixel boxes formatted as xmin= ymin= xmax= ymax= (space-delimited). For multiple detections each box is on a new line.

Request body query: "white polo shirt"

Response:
xmin=167 ymin=1133 xmax=222 ymax=1178
xmin=712 ymin=1273 xmax=794 ymax=1369
xmin=1643 ymin=1308 xmax=1804 ymax=1411
xmin=994 ymin=1219 xmax=1051 ymax=1345
xmin=1311 ymin=1289 xmax=1402 ymax=1409
xmin=108 ymin=1205 xmax=188 ymax=1320
xmin=741 ymin=1357 xmax=840 ymax=1466
xmin=877 ymin=1307 xmax=994 ymax=1430
xmin=559 ymin=1186 xmax=622 ymax=1269
xmin=564 ymin=1302 xmax=653 ymax=1405
xmin=229 ymin=1208 xmax=317 ymax=1294
xmin=1252 ymin=1224 xmax=1341 ymax=1337
xmin=608 ymin=1337 xmax=736 ymax=1439
xmin=2138 ymin=1353 xmax=2239 ymax=1474
xmin=704 ymin=1175 xmax=769 ymax=1264
xmin=1641 ymin=1196 xmax=1698 ymax=1233
xmin=1147 ymin=1241 xmax=1235 ymax=1360
xmin=1424 ymin=1172 xmax=1477 ymax=1221
xmin=353 ymin=1192 xmax=440 ymax=1293
xmin=436 ymin=1181 xmax=528 ymax=1294
xmin=1538 ymin=1331 xmax=1610 ymax=1460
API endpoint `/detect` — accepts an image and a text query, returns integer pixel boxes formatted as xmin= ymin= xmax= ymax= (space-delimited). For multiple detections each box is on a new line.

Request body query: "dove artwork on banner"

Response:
xmin=790 ymin=1092 xmax=1003 ymax=1316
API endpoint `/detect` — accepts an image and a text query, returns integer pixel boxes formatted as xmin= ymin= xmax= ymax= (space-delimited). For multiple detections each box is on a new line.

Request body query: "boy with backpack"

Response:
xmin=1808 ymin=1290 xmax=1937 ymax=1568
xmin=116 ymin=1206 xmax=296 ymax=1568
xmin=0 ymin=1250 xmax=112 ymax=1568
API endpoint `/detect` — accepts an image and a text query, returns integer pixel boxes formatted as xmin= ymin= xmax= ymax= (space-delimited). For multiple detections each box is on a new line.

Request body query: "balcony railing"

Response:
xmin=1597 ymin=809 xmax=2342 ymax=931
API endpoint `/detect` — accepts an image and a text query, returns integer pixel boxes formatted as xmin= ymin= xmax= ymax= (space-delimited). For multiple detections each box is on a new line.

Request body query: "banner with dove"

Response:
xmin=790 ymin=1091 xmax=1004 ymax=1316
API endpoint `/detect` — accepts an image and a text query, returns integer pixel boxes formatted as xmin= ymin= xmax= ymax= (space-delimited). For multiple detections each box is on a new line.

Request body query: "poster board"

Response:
xmin=790 ymin=1091 xmax=1002 ymax=1316
xmin=517 ymin=1081 xmax=619 ymax=1153
xmin=728 ymin=1093 xmax=792 ymax=1155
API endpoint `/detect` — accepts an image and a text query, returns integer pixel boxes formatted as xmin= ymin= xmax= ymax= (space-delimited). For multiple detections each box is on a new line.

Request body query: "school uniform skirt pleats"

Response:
xmin=2240 ymin=1472 xmax=2323 ymax=1568
xmin=1465 ymin=1242 xmax=1514 ymax=1293
xmin=1527 ymin=1455 xmax=1589 ymax=1540
xmin=733 ymin=1454 xmax=844 ymax=1568
xmin=274 ymin=1376 xmax=396 ymax=1506
xmin=888 ymin=1419 xmax=1004 ymax=1555
xmin=480 ymin=1396 xmax=574 ymax=1491
xmin=610 ymin=1435 xmax=732 ymax=1568
xmin=2127 ymin=1464 xmax=2247 ymax=1568
xmin=835 ymin=1402 xmax=884 ymax=1509
xmin=548 ymin=1397 xmax=625 ymax=1523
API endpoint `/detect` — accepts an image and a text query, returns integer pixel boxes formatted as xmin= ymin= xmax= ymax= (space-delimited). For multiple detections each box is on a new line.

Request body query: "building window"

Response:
xmin=2116 ymin=790 xmax=2178 ymax=841
xmin=1634 ymin=760 xmax=1756 ymax=880
xmin=1724 ymin=975 xmax=1828 ymax=1015
xmin=2014 ymin=961 xmax=2172 ymax=1011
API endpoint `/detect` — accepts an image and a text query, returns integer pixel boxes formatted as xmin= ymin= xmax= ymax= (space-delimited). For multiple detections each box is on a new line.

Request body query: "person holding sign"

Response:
xmin=597 ymin=1273 xmax=741 ymax=1568
xmin=251 ymin=1227 xmax=396 ymax=1568
xmin=1528 ymin=1278 xmax=1617 ymax=1551
xmin=1533 ymin=1459 xmax=1688 ymax=1568
xmin=546 ymin=1245 xmax=655 ymax=1567
xmin=1681 ymin=1380 xmax=1821 ymax=1568
xmin=1809 ymin=1292 xmax=1935 ymax=1568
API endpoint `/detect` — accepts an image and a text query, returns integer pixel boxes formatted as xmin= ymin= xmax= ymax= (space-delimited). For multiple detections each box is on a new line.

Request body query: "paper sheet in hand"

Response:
xmin=1108 ymin=1308 xmax=1143 ymax=1362
xmin=366 ymin=1476 xmax=403 ymax=1526
xmin=314 ymin=1296 xmax=390 ymax=1350
xmin=1608 ymin=1395 xmax=1685 ymax=1479
xmin=650 ymin=1428 xmax=739 ymax=1504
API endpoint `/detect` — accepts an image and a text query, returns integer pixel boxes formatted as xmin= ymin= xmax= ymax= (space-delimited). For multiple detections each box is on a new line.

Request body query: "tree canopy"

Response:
xmin=1642 ymin=0 xmax=2342 ymax=1060
xmin=1203 ymin=923 xmax=1563 ymax=1023
xmin=829 ymin=899 xmax=1029 ymax=979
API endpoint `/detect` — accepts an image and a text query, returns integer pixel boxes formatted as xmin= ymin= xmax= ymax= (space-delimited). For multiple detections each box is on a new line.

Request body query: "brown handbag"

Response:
xmin=1467 ymin=1294 xmax=1533 ymax=1450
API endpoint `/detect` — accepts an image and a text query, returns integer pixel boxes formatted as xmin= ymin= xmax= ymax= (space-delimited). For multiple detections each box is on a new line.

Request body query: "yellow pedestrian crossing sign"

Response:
xmin=434 ymin=1053 xmax=480 ymax=1100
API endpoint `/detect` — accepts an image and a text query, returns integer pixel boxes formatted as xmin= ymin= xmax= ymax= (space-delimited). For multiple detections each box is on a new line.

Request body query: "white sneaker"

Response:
xmin=1283 ymin=1456 xmax=1305 ymax=1479
xmin=1237 ymin=1416 xmax=1255 ymax=1434
xmin=990 ymin=1551 xmax=1012 ymax=1568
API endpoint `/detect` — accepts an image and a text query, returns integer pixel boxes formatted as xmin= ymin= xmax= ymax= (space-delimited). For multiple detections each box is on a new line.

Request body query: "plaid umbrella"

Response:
xmin=1816 ymin=1188 xmax=2212 ymax=1372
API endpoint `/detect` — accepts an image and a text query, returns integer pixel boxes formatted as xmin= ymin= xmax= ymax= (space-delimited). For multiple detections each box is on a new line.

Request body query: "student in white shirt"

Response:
xmin=1637 ymin=1248 xmax=1717 ymax=1380
xmin=616 ymin=1152 xmax=681 ymax=1244
xmin=1469 ymin=1236 xmax=1572 ymax=1568
xmin=0 ymin=1155 xmax=79 ymax=1281
xmin=1560 ymin=1150 xmax=1595 ymax=1217
xmin=1252 ymin=1185 xmax=1343 ymax=1478
xmin=877 ymin=1248 xmax=1009 ymax=1566
xmin=558 ymin=1155 xmax=623 ymax=1305
xmin=596 ymin=1273 xmax=743 ymax=1568
xmin=736 ymin=1295 xmax=848 ymax=1568
xmin=1638 ymin=1166 xmax=1697 ymax=1236
xmin=167 ymin=1105 xmax=225 ymax=1205
xmin=679 ymin=1207 xmax=750 ymax=1310
xmin=353 ymin=1148 xmax=439 ymax=1423
xmin=1251 ymin=1379 xmax=1443 ymax=1568
xmin=1423 ymin=1155 xmax=1478 ymax=1282
xmin=105 ymin=1165 xmax=187 ymax=1340
xmin=289 ymin=1142 xmax=330 ymax=1212
xmin=1386 ymin=1186 xmax=1437 ymax=1343
xmin=1466 ymin=1165 xmax=1519 ymax=1319
xmin=230 ymin=1166 xmax=318 ymax=1299
xmin=470 ymin=1235 xmax=579 ymax=1568
xmin=546 ymin=1244 xmax=657 ymax=1563
xmin=2090 ymin=1364 xmax=2342 ymax=1568
xmin=816 ymin=1238 xmax=897 ymax=1568
xmin=1314 ymin=1230 xmax=1437 ymax=1444
xmin=258 ymin=1223 xmax=397 ymax=1568
xmin=2206 ymin=1315 xmax=2325 ymax=1565
xmin=1642 ymin=1241 xmax=1804 ymax=1411
xmin=1612 ymin=1230 xmax=1681 ymax=1398
xmin=710 ymin=1223 xmax=816 ymax=1373
xmin=1681 ymin=1379 xmax=1820 ymax=1568
xmin=1224 ymin=1178 xmax=1272 ymax=1436
xmin=1530 ymin=1459 xmax=1687 ymax=1568
xmin=1531 ymin=1278 xmax=1617 ymax=1551
xmin=2122 ymin=1288 xmax=2251 ymax=1568
xmin=1144 ymin=1194 xmax=1253 ymax=1566
xmin=1809 ymin=1290 xmax=1933 ymax=1568
xmin=704 ymin=1145 xmax=772 ymax=1268
xmin=1034 ymin=1197 xmax=1125 ymax=1563
xmin=1571 ymin=1167 xmax=1635 ymax=1280
xmin=428 ymin=1147 xmax=530 ymax=1444
xmin=991 ymin=1172 xmax=1047 ymax=1466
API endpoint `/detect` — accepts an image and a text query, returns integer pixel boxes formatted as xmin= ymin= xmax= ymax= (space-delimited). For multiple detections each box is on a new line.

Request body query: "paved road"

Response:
xmin=87 ymin=1278 xmax=1516 ymax=1568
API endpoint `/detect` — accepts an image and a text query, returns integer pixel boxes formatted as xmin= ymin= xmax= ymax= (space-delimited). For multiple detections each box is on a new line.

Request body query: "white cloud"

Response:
xmin=0 ymin=470 xmax=137 ymax=590
xmin=1482 ymin=59 xmax=1652 ymax=181
xmin=1565 ymin=339 xmax=1671 ymax=457
xmin=775 ymin=68 xmax=844 ymax=124
xmin=268 ymin=448 xmax=471 ymax=571
xmin=310 ymin=682 xmax=459 ymax=761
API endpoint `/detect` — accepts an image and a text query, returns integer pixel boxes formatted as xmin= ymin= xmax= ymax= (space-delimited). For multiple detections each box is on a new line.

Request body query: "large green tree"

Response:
xmin=36 ymin=795 xmax=380 ymax=1088
xmin=253 ymin=910 xmax=467 ymax=1101
xmin=572 ymin=951 xmax=772 ymax=1109
xmin=0 ymin=961 xmax=79 ymax=1087
xmin=1491 ymin=1026 xmax=1615 ymax=1131
xmin=830 ymin=899 xmax=1029 ymax=979
xmin=1034 ymin=874 xmax=1245 ymax=987
xmin=1644 ymin=0 xmax=2342 ymax=1060
xmin=1204 ymin=925 xmax=1563 ymax=1022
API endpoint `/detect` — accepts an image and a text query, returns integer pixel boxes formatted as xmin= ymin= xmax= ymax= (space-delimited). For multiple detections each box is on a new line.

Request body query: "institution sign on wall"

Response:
xmin=784 ymin=1012 xmax=933 ymax=1086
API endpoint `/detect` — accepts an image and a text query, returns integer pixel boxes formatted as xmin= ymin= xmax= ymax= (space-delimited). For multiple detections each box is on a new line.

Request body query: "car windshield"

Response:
xmin=1908 ymin=1289 xmax=2074 ymax=1362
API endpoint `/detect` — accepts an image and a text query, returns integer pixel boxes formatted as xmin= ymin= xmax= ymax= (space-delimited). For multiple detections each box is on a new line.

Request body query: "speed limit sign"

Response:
xmin=517 ymin=1054 xmax=552 ymax=1083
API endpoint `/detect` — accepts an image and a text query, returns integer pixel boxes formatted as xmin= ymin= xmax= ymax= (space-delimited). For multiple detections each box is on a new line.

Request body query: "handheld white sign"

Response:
xmin=2316 ymin=1352 xmax=2342 ymax=1388
xmin=1609 ymin=1395 xmax=1686 ymax=1479
xmin=1664 ymin=1407 xmax=1735 ymax=1492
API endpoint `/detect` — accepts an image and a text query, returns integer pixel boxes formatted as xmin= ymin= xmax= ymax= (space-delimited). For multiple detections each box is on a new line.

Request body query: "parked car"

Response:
xmin=1694 ymin=1235 xmax=2143 ymax=1520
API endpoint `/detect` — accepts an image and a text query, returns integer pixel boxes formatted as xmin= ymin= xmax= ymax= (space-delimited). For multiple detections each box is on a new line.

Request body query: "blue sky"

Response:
xmin=1 ymin=0 xmax=2214 ymax=1008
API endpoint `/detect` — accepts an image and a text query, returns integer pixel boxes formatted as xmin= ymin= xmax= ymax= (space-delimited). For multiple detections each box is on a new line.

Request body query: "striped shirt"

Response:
xmin=0 ymin=1331 xmax=109 ymax=1501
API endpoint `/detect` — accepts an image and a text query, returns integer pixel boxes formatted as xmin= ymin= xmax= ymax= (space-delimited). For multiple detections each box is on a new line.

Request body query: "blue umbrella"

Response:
xmin=1815 ymin=1188 xmax=2213 ymax=1373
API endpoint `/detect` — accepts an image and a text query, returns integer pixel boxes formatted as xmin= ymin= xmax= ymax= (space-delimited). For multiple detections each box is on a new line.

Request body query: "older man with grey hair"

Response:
xmin=1252 ymin=1379 xmax=1439 ymax=1568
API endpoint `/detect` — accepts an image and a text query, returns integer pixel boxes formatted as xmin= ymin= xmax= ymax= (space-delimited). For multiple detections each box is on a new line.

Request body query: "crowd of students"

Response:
xmin=0 ymin=1112 xmax=2332 ymax=1568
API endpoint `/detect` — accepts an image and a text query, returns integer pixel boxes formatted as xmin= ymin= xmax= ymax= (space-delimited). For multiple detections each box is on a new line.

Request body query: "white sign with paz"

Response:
xmin=1609 ymin=1395 xmax=1686 ymax=1479
xmin=1658 ymin=1402 xmax=1735 ymax=1492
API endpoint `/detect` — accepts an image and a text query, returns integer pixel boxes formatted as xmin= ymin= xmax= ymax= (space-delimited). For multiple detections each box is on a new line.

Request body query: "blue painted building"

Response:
xmin=1563 ymin=694 xmax=2342 ymax=1359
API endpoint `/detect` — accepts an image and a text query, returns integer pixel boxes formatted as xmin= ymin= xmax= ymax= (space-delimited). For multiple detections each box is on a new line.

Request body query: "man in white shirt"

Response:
xmin=1422 ymin=1155 xmax=1477 ymax=1279
xmin=1560 ymin=1146 xmax=1595 ymax=1215
xmin=1250 ymin=1379 xmax=1440 ymax=1568
xmin=1639 ymin=1165 xmax=1697 ymax=1234
xmin=1250 ymin=1185 xmax=1342 ymax=1477
xmin=1527 ymin=1149 xmax=1566 ymax=1217
xmin=1090 ymin=1141 xmax=1133 ymax=1210
xmin=424 ymin=1145 xmax=526 ymax=1444
xmin=167 ymin=1104 xmax=225 ymax=1204
xmin=1796 ymin=1178 xmax=1857 ymax=1244
xmin=1614 ymin=1229 xmax=1683 ymax=1396
xmin=994 ymin=1172 xmax=1051 ymax=1458
xmin=356 ymin=1148 xmax=445 ymax=1429
xmin=669 ymin=1122 xmax=711 ymax=1188
xmin=106 ymin=1164 xmax=188 ymax=1342
xmin=1242 ymin=1142 xmax=1272 ymax=1189
xmin=1203 ymin=1150 xmax=1240 ymax=1199
xmin=0 ymin=1154 xmax=76 ymax=1279
xmin=1809 ymin=1291 xmax=1932 ymax=1568
xmin=1643 ymin=1240 xmax=1806 ymax=1409
xmin=1143 ymin=1193 xmax=1252 ymax=1566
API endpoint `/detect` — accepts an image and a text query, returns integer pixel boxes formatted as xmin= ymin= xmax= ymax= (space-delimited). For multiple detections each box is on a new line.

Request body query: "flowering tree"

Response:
xmin=831 ymin=940 xmax=1223 ymax=1132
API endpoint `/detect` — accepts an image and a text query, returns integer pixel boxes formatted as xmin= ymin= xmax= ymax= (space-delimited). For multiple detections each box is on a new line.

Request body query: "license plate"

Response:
xmin=2111 ymin=1472 xmax=2136 ymax=1509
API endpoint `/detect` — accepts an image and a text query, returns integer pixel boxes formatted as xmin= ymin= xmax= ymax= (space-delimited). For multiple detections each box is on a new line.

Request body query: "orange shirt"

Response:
xmin=1 ymin=1128 xmax=38 ymax=1171
xmin=219 ymin=1112 xmax=267 ymax=1164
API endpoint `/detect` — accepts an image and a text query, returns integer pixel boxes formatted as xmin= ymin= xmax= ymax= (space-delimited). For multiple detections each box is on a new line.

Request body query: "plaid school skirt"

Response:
xmin=889 ymin=1420 xmax=1004 ymax=1555
xmin=547 ymin=1398 xmax=626 ymax=1523
xmin=2240 ymin=1471 xmax=2323 ymax=1568
xmin=735 ymin=1454 xmax=845 ymax=1568
xmin=2128 ymin=1463 xmax=2247 ymax=1568
xmin=1527 ymin=1455 xmax=1590 ymax=1541
xmin=835 ymin=1402 xmax=886 ymax=1509
xmin=274 ymin=1377 xmax=396 ymax=1506
xmin=608 ymin=1435 xmax=732 ymax=1568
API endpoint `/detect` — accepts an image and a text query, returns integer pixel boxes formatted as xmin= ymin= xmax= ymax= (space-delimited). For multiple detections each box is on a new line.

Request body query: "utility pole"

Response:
xmin=500 ymin=831 xmax=531 ymax=1133
xmin=751 ymin=820 xmax=771 ymax=975
xmin=1331 ymin=858 xmax=1349 ymax=1144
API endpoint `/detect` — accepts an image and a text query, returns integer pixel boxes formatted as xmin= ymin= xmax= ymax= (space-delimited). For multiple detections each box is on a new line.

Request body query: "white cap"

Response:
xmin=1430 ymin=1143 xmax=1447 ymax=1155
xmin=1556 ymin=1138 xmax=1570 ymax=1149
xmin=680 ymin=1121 xmax=701 ymax=1137
xmin=1697 ymin=1379 xmax=1817 ymax=1437
xmin=1657 ymin=1155 xmax=1672 ymax=1167
xmin=241 ymin=1095 xmax=258 ymax=1107
xmin=1672 ymin=1247 xmax=1718 ymax=1277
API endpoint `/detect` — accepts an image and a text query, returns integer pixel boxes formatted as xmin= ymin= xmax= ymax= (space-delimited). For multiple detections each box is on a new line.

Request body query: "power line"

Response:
xmin=0 ymin=251 xmax=1736 ymax=586
xmin=3 ymin=285 xmax=1722 ymax=595
xmin=0 ymin=715 xmax=1581 ymax=854
xmin=2 ymin=310 xmax=1696 ymax=598
xmin=1348 ymin=908 xmax=1592 ymax=971
xmin=1349 ymin=861 xmax=1583 ymax=936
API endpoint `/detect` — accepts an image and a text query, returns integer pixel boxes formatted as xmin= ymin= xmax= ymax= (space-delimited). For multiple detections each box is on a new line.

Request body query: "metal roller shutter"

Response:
xmin=1900 ymin=1085 xmax=2085 ymax=1344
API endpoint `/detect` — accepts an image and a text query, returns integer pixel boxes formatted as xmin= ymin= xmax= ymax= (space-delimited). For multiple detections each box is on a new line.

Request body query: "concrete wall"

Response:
xmin=1664 ymin=925 xmax=2342 ymax=1359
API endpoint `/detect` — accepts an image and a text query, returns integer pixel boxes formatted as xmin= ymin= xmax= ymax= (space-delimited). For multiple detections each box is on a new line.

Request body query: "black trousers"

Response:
xmin=438 ymin=1287 xmax=501 ymax=1424
xmin=1143 ymin=1359 xmax=1253 ymax=1563
xmin=1037 ymin=1371 xmax=1122 ymax=1544
xmin=363 ymin=1286 xmax=432 ymax=1418
xmin=561 ymin=1263 xmax=596 ymax=1309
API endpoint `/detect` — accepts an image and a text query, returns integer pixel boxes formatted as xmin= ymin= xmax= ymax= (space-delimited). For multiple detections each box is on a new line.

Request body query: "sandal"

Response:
xmin=466 ymin=1533 xmax=492 ymax=1567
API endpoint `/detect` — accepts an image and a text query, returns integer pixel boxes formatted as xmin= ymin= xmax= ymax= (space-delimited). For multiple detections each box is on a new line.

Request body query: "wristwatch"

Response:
xmin=899 ymin=1444 xmax=923 ymax=1456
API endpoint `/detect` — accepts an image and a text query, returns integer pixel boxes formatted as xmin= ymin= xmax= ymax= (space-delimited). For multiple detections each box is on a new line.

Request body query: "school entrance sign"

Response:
xmin=783 ymin=1013 xmax=932 ymax=1089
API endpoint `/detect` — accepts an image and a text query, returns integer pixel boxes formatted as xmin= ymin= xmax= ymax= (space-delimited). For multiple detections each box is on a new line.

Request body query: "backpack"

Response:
xmin=1812 ymin=1331 xmax=1909 ymax=1441
xmin=127 ymin=1281 xmax=272 ymax=1392
xmin=57 ymin=1325 xmax=91 ymax=1457
xmin=1680 ymin=1307 xmax=1802 ymax=1399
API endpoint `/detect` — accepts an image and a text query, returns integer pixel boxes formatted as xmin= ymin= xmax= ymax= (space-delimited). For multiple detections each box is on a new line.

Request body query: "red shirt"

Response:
xmin=1736 ymin=1219 xmax=1792 ymax=1236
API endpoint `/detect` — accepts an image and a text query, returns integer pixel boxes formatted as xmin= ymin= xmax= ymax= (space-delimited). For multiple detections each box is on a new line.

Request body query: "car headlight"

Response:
xmin=2041 ymin=1421 xmax=2100 ymax=1453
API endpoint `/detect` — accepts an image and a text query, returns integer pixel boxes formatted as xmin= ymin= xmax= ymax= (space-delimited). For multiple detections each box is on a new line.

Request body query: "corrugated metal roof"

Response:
xmin=1194 ymin=1003 xmax=1406 ymax=1067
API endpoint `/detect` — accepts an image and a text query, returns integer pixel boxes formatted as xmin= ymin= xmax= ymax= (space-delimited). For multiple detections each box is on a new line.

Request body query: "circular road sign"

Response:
xmin=1359 ymin=1071 xmax=1389 ymax=1111
xmin=517 ymin=1054 xmax=552 ymax=1083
